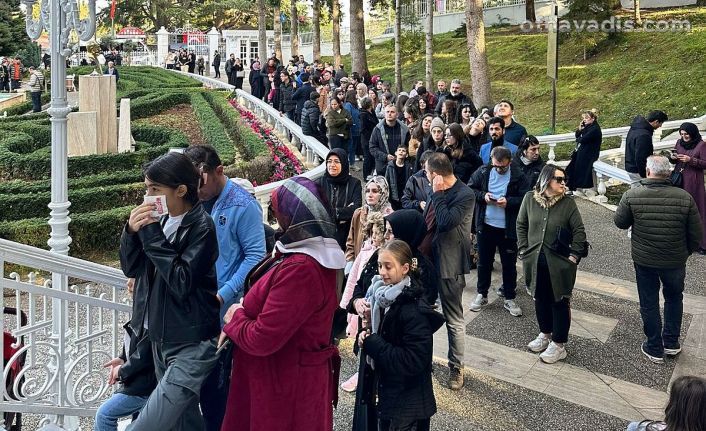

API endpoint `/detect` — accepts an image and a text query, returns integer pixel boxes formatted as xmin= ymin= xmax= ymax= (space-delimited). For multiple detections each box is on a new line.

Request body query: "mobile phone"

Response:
xmin=488 ymin=195 xmax=498 ymax=202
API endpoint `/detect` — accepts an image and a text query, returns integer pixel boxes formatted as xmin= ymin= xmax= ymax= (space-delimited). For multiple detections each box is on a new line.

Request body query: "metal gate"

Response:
xmin=170 ymin=25 xmax=210 ymax=61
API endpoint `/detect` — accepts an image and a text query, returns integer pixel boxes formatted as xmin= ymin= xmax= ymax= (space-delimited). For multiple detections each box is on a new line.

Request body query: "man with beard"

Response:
xmin=495 ymin=99 xmax=528 ymax=146
xmin=511 ymin=135 xmax=544 ymax=190
xmin=479 ymin=117 xmax=519 ymax=164
xmin=435 ymin=79 xmax=476 ymax=118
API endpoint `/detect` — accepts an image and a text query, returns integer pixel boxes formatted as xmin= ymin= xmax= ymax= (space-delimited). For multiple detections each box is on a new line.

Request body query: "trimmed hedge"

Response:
xmin=0 ymin=206 xmax=133 ymax=255
xmin=1 ymin=93 xmax=51 ymax=117
xmin=190 ymin=92 xmax=237 ymax=164
xmin=0 ymin=183 xmax=144 ymax=222
xmin=0 ymin=169 xmax=143 ymax=195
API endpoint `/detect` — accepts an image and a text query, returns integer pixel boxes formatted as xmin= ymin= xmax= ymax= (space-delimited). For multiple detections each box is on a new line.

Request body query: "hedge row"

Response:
xmin=0 ymin=124 xmax=188 ymax=180
xmin=131 ymin=91 xmax=193 ymax=120
xmin=203 ymin=92 xmax=270 ymax=161
xmin=0 ymin=93 xmax=51 ymax=116
xmin=190 ymin=92 xmax=238 ymax=164
xmin=0 ymin=206 xmax=132 ymax=255
xmin=0 ymin=169 xmax=142 ymax=195
xmin=0 ymin=183 xmax=144 ymax=222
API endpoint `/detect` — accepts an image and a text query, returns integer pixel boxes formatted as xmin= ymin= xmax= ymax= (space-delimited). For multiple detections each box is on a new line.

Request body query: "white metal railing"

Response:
xmin=0 ymin=238 xmax=130 ymax=427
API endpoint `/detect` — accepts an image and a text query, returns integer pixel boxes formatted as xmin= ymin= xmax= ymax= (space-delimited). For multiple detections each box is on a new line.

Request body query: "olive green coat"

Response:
xmin=516 ymin=191 xmax=586 ymax=301
xmin=325 ymin=108 xmax=353 ymax=139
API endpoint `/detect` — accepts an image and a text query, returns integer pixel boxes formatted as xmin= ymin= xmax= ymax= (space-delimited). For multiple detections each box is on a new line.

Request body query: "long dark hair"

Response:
xmin=664 ymin=375 xmax=706 ymax=431
xmin=143 ymin=152 xmax=200 ymax=205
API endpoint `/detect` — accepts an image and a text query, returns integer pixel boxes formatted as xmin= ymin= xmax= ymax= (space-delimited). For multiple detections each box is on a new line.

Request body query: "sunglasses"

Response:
xmin=553 ymin=176 xmax=567 ymax=183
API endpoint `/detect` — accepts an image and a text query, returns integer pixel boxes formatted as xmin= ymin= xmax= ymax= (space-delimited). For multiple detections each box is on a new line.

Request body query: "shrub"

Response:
xmin=190 ymin=92 xmax=238 ymax=164
xmin=0 ymin=169 xmax=143 ymax=195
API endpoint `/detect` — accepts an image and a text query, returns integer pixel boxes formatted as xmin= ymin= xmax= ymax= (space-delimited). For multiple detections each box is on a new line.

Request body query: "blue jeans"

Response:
xmin=633 ymin=263 xmax=685 ymax=356
xmin=348 ymin=135 xmax=360 ymax=166
xmin=95 ymin=392 xmax=148 ymax=431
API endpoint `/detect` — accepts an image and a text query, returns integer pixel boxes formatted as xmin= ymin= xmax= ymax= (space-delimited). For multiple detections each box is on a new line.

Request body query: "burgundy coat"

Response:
xmin=675 ymin=140 xmax=706 ymax=249
xmin=221 ymin=253 xmax=339 ymax=431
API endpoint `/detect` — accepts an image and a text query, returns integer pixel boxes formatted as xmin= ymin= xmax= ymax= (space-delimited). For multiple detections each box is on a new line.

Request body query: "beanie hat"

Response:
xmin=430 ymin=117 xmax=445 ymax=132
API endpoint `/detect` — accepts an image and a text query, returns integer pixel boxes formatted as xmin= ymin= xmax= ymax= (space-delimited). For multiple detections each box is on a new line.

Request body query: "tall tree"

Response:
xmin=312 ymin=0 xmax=322 ymax=61
xmin=274 ymin=0 xmax=282 ymax=61
xmin=634 ymin=0 xmax=642 ymax=25
xmin=350 ymin=0 xmax=369 ymax=77
xmin=0 ymin=0 xmax=29 ymax=57
xmin=465 ymin=0 xmax=492 ymax=108
xmin=290 ymin=0 xmax=299 ymax=57
xmin=394 ymin=0 xmax=402 ymax=94
xmin=425 ymin=0 xmax=433 ymax=90
xmin=258 ymin=0 xmax=267 ymax=62
xmin=332 ymin=0 xmax=342 ymax=68
xmin=526 ymin=0 xmax=536 ymax=22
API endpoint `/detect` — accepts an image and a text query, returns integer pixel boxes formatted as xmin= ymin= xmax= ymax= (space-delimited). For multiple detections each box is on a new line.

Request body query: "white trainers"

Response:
xmin=469 ymin=294 xmax=488 ymax=312
xmin=504 ymin=299 xmax=522 ymax=317
xmin=527 ymin=333 xmax=551 ymax=353
xmin=540 ymin=341 xmax=567 ymax=364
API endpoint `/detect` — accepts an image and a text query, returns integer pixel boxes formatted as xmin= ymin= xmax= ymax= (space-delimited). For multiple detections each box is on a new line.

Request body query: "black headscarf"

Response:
xmin=323 ymin=148 xmax=351 ymax=185
xmin=678 ymin=122 xmax=703 ymax=151
xmin=385 ymin=209 xmax=426 ymax=250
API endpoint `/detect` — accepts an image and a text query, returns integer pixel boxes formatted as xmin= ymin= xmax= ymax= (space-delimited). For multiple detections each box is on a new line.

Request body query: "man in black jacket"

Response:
xmin=291 ymin=72 xmax=314 ymax=126
xmin=615 ymin=155 xmax=702 ymax=364
xmin=625 ymin=110 xmax=668 ymax=181
xmin=511 ymin=135 xmax=544 ymax=190
xmin=420 ymin=152 xmax=475 ymax=390
xmin=212 ymin=51 xmax=221 ymax=78
xmin=402 ymin=150 xmax=433 ymax=212
xmin=434 ymin=78 xmax=477 ymax=118
xmin=468 ymin=146 xmax=529 ymax=318
xmin=278 ymin=70 xmax=296 ymax=121
xmin=301 ymin=92 xmax=326 ymax=144
xmin=369 ymin=104 xmax=410 ymax=175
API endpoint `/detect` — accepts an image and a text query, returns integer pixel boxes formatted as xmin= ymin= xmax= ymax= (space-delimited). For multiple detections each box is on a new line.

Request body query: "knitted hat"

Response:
xmin=430 ymin=117 xmax=445 ymax=132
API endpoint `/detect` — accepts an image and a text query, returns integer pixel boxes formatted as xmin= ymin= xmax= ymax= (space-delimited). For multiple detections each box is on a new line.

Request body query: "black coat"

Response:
xmin=301 ymin=100 xmax=326 ymax=143
xmin=360 ymin=110 xmax=379 ymax=146
xmin=117 ymin=322 xmax=157 ymax=397
xmin=468 ymin=164 xmax=529 ymax=240
xmin=279 ymin=81 xmax=296 ymax=113
xmin=362 ymin=280 xmax=445 ymax=422
xmin=120 ymin=203 xmax=221 ymax=343
xmin=434 ymin=92 xmax=476 ymax=117
xmin=511 ymin=151 xmax=545 ymax=190
xmin=317 ymin=148 xmax=363 ymax=250
xmin=625 ymin=116 xmax=655 ymax=178
xmin=249 ymin=69 xmax=264 ymax=99
xmin=291 ymin=82 xmax=315 ymax=115
xmin=401 ymin=171 xmax=431 ymax=212
xmin=567 ymin=121 xmax=602 ymax=189
xmin=213 ymin=54 xmax=221 ymax=68
xmin=385 ymin=160 xmax=415 ymax=208
xmin=451 ymin=139 xmax=483 ymax=184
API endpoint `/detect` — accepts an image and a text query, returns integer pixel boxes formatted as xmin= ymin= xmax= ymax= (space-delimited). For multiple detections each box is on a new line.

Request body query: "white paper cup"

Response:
xmin=144 ymin=195 xmax=168 ymax=218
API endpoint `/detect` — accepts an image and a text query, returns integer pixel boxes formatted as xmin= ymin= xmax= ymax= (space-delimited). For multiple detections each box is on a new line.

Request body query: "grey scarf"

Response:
xmin=364 ymin=274 xmax=410 ymax=369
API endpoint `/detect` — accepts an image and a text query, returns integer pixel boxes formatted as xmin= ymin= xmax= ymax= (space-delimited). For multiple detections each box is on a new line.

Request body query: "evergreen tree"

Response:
xmin=0 ymin=0 xmax=30 ymax=57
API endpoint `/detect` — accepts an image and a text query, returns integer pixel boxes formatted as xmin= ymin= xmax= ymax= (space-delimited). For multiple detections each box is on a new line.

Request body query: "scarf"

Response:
xmin=364 ymin=275 xmax=410 ymax=368
xmin=364 ymin=176 xmax=391 ymax=213
xmin=533 ymin=189 xmax=564 ymax=209
xmin=520 ymin=154 xmax=533 ymax=166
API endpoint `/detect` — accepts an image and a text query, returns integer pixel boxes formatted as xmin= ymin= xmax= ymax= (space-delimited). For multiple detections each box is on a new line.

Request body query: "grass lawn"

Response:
xmin=328 ymin=7 xmax=706 ymax=138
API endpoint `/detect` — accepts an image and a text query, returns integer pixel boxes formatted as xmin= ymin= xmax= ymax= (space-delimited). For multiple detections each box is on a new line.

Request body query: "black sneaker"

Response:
xmin=664 ymin=343 xmax=682 ymax=356
xmin=641 ymin=342 xmax=664 ymax=364
xmin=496 ymin=285 xmax=505 ymax=298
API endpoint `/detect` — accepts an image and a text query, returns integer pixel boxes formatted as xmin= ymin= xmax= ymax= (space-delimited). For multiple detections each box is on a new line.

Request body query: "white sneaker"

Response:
xmin=469 ymin=294 xmax=488 ymax=312
xmin=504 ymin=299 xmax=522 ymax=317
xmin=527 ymin=333 xmax=551 ymax=352
xmin=540 ymin=342 xmax=567 ymax=364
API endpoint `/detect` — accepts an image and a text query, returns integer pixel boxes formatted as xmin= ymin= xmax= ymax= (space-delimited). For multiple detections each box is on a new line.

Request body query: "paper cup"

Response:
xmin=144 ymin=195 xmax=168 ymax=218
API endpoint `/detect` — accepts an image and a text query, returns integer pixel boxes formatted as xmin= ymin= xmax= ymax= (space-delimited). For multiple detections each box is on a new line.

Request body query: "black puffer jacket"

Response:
xmin=511 ymin=151 xmax=545 ymax=190
xmin=301 ymin=100 xmax=325 ymax=142
xmin=120 ymin=203 xmax=221 ymax=343
xmin=363 ymin=278 xmax=445 ymax=422
xmin=625 ymin=116 xmax=656 ymax=178
xmin=614 ymin=178 xmax=703 ymax=268
xmin=278 ymin=81 xmax=296 ymax=113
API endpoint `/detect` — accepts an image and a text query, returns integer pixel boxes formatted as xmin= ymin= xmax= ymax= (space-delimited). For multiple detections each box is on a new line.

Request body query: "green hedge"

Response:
xmin=0 ymin=206 xmax=132 ymax=255
xmin=1 ymin=93 xmax=51 ymax=117
xmin=190 ymin=92 xmax=238 ymax=164
xmin=131 ymin=91 xmax=193 ymax=120
xmin=0 ymin=183 xmax=144 ymax=221
xmin=0 ymin=169 xmax=143 ymax=195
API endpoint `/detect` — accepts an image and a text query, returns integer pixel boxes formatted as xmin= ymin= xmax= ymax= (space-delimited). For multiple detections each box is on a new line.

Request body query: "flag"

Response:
xmin=110 ymin=0 xmax=117 ymax=20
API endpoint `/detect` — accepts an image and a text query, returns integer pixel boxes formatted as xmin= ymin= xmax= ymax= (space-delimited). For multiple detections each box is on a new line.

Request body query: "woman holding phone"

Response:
xmin=119 ymin=152 xmax=221 ymax=430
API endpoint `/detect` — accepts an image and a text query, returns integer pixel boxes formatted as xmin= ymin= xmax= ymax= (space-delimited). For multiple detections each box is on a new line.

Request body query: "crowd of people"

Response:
xmin=98 ymin=53 xmax=706 ymax=430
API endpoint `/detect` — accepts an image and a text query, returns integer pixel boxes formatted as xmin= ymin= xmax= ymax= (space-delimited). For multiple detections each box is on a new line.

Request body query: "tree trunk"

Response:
xmin=526 ymin=0 xmax=536 ymax=22
xmin=332 ymin=0 xmax=342 ymax=68
xmin=466 ymin=0 xmax=492 ymax=108
xmin=258 ymin=0 xmax=267 ymax=63
xmin=425 ymin=0 xmax=433 ymax=90
xmin=634 ymin=0 xmax=642 ymax=25
xmin=394 ymin=0 xmax=402 ymax=94
xmin=274 ymin=1 xmax=282 ymax=61
xmin=350 ymin=0 xmax=369 ymax=76
xmin=312 ymin=0 xmax=321 ymax=61
xmin=290 ymin=0 xmax=299 ymax=58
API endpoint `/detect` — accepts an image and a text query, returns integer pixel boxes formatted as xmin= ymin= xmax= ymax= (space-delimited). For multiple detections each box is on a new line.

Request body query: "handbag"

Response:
xmin=550 ymin=226 xmax=590 ymax=259
xmin=669 ymin=164 xmax=684 ymax=188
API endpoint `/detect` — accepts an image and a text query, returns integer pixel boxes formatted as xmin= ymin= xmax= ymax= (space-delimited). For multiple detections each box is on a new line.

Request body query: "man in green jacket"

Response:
xmin=614 ymin=155 xmax=703 ymax=364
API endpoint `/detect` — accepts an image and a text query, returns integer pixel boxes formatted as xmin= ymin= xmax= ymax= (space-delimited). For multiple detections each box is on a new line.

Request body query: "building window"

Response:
xmin=250 ymin=41 xmax=259 ymax=64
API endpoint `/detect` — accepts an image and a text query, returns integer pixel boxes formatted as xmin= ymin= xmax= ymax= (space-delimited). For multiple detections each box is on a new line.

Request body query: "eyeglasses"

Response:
xmin=326 ymin=159 xmax=342 ymax=165
xmin=553 ymin=176 xmax=567 ymax=183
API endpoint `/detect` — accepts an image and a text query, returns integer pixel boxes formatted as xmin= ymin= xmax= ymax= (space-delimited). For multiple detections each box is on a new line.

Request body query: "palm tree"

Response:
xmin=425 ymin=0 xmax=433 ymax=90
xmin=332 ymin=0 xmax=342 ymax=68
xmin=394 ymin=0 xmax=402 ymax=94
xmin=258 ymin=0 xmax=267 ymax=63
xmin=290 ymin=0 xmax=299 ymax=57
xmin=350 ymin=0 xmax=369 ymax=77
xmin=273 ymin=0 xmax=282 ymax=61
xmin=466 ymin=0 xmax=492 ymax=107
xmin=312 ymin=0 xmax=321 ymax=61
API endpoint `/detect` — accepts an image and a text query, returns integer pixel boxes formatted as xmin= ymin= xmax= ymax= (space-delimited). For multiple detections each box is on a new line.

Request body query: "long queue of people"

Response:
xmin=96 ymin=56 xmax=706 ymax=430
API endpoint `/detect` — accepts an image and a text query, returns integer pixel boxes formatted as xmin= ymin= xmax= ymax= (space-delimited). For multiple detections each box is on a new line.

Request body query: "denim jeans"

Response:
xmin=95 ymin=392 xmax=148 ymax=431
xmin=348 ymin=135 xmax=360 ymax=166
xmin=31 ymin=91 xmax=42 ymax=112
xmin=476 ymin=224 xmax=518 ymax=300
xmin=633 ymin=263 xmax=685 ymax=356
xmin=438 ymin=275 xmax=466 ymax=368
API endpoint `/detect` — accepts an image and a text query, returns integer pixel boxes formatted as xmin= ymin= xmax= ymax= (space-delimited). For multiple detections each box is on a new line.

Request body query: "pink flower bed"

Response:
xmin=230 ymin=100 xmax=304 ymax=186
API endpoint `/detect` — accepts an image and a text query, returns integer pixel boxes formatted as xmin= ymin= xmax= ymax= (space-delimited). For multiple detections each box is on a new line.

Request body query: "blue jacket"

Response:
xmin=344 ymin=101 xmax=361 ymax=137
xmin=479 ymin=140 xmax=518 ymax=164
xmin=209 ymin=179 xmax=266 ymax=319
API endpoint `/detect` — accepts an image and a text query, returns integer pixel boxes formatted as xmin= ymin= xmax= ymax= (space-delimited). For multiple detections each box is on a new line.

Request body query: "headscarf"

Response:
xmin=364 ymin=176 xmax=391 ymax=214
xmin=678 ymin=122 xmax=703 ymax=151
xmin=323 ymin=148 xmax=350 ymax=185
xmin=385 ymin=210 xmax=426 ymax=250
xmin=271 ymin=177 xmax=346 ymax=269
